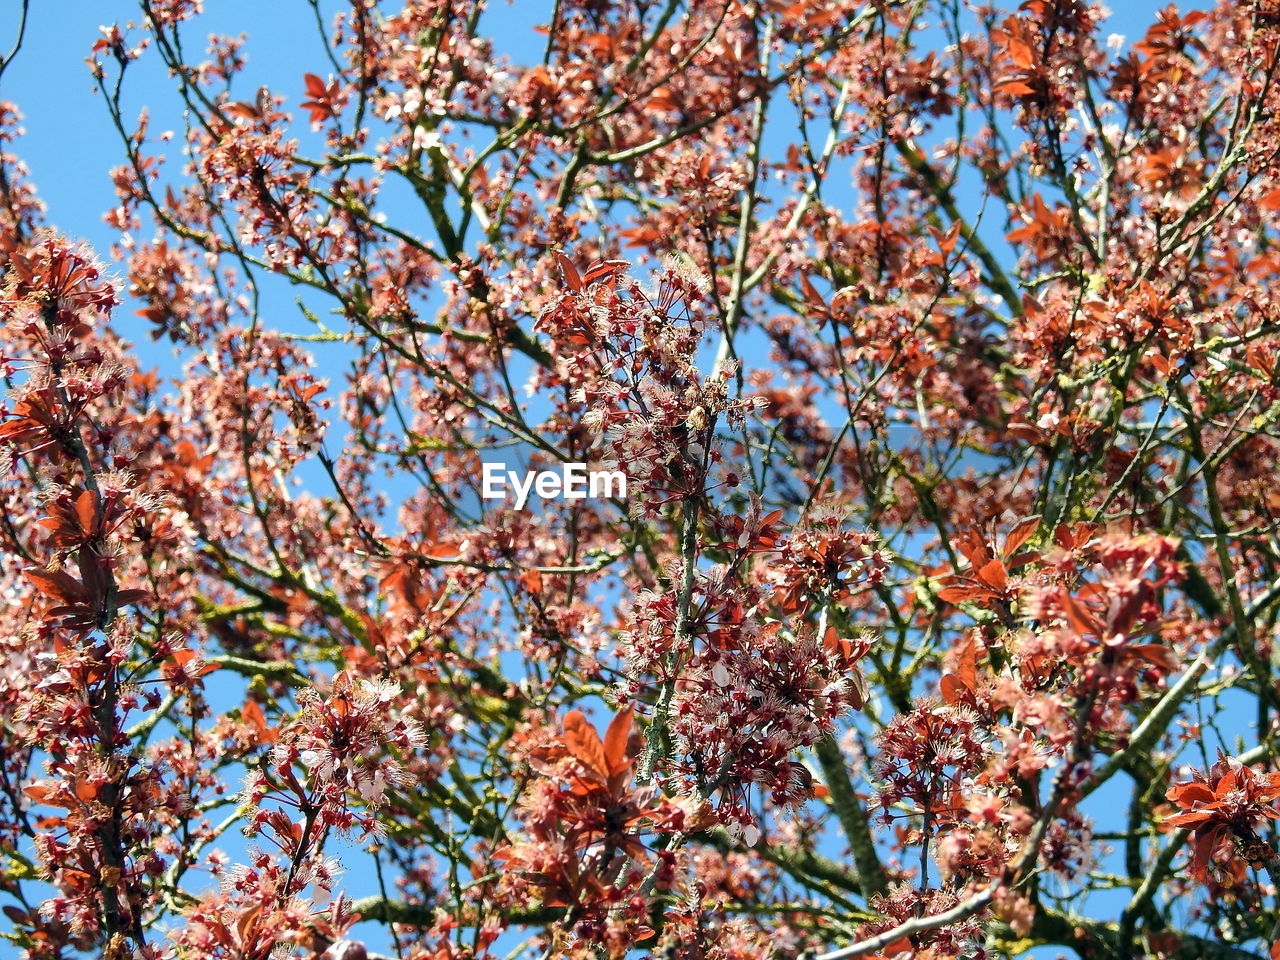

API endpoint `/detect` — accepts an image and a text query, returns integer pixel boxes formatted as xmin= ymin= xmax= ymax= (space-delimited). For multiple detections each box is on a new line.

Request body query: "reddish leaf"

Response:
xmin=602 ymin=705 xmax=634 ymax=777
xmin=554 ymin=251 xmax=583 ymax=293
xmin=75 ymin=490 xmax=97 ymax=532
xmin=940 ymin=673 xmax=974 ymax=707
xmin=581 ymin=259 xmax=629 ymax=288
xmin=1003 ymin=515 xmax=1041 ymax=557
xmin=937 ymin=584 xmax=997 ymax=604
xmin=242 ymin=699 xmax=278 ymax=745
xmin=115 ymin=588 xmax=150 ymax=607
xmin=1061 ymin=593 xmax=1102 ymax=637
xmin=997 ymin=80 xmax=1036 ymax=96
xmin=166 ymin=648 xmax=221 ymax=679
xmin=562 ymin=710 xmax=608 ymax=779
xmin=977 ymin=557 xmax=1008 ymax=591
xmin=303 ymin=73 xmax=328 ymax=98
xmin=223 ymin=101 xmax=260 ymax=120
xmin=22 ymin=783 xmax=55 ymax=805
xmin=956 ymin=636 xmax=977 ymax=690
xmin=1167 ymin=780 xmax=1215 ymax=806
xmin=1129 ymin=644 xmax=1177 ymax=672
xmin=24 ymin=568 xmax=89 ymax=605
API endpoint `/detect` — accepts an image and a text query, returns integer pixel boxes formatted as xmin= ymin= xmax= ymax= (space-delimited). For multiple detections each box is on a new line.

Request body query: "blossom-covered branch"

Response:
xmin=5 ymin=1 xmax=1280 ymax=959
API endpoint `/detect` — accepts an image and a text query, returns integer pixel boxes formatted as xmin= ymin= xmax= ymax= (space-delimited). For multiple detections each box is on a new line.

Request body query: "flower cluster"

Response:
xmin=173 ymin=673 xmax=425 ymax=955
xmin=495 ymin=708 xmax=685 ymax=957
xmin=618 ymin=503 xmax=881 ymax=839
xmin=535 ymin=255 xmax=758 ymax=516
xmin=1166 ymin=754 xmax=1280 ymax=888
xmin=769 ymin=506 xmax=888 ymax=614
xmin=237 ymin=671 xmax=424 ymax=853
xmin=0 ymin=237 xmax=155 ymax=957
xmin=667 ymin=625 xmax=873 ymax=839
xmin=853 ymin=884 xmax=985 ymax=960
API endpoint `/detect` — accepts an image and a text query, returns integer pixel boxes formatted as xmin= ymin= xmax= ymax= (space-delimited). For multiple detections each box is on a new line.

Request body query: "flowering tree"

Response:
xmin=5 ymin=0 xmax=1280 ymax=957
